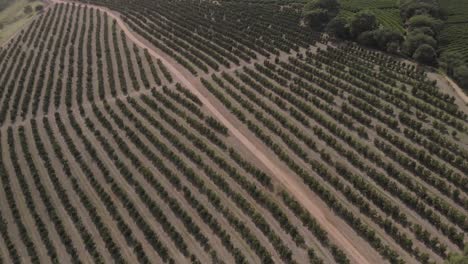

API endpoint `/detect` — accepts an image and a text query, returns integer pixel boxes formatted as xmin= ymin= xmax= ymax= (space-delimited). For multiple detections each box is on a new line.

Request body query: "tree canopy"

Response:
xmin=407 ymin=15 xmax=443 ymax=33
xmin=326 ymin=17 xmax=350 ymax=39
xmin=403 ymin=32 xmax=437 ymax=56
xmin=303 ymin=0 xmax=340 ymax=29
xmin=350 ymin=10 xmax=378 ymax=38
xmin=445 ymin=246 xmax=468 ymax=264
xmin=413 ymin=44 xmax=436 ymax=64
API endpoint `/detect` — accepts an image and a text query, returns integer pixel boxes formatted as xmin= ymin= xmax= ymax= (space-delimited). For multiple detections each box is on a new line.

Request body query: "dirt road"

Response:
xmin=48 ymin=0 xmax=373 ymax=262
xmin=444 ymin=75 xmax=468 ymax=105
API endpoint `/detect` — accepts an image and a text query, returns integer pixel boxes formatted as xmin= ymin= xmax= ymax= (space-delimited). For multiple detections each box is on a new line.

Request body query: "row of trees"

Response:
xmin=0 ymin=132 xmax=41 ymax=263
xmin=280 ymin=51 xmax=466 ymax=243
xmin=82 ymin=105 xmax=214 ymax=263
xmin=121 ymin=97 xmax=296 ymax=262
xmin=213 ymin=45 xmax=468 ymax=254
xmin=201 ymin=76 xmax=403 ymax=263
xmin=142 ymin=90 xmax=311 ymax=249
xmin=7 ymin=128 xmax=60 ymax=262
xmin=109 ymin=98 xmax=277 ymax=263
xmin=303 ymin=0 xmax=405 ymax=55
xmin=303 ymin=0 xmax=468 ymax=91
xmin=148 ymin=89 xmax=228 ymax=151
xmin=302 ymin=47 xmax=467 ymax=132
xmin=0 ymin=2 xmax=168 ymax=123
xmin=236 ymin=65 xmax=461 ymax=256
xmin=400 ymin=0 xmax=443 ymax=64
xmin=80 ymin=0 xmax=318 ymax=75
xmin=94 ymin=99 xmax=256 ymax=263
xmin=280 ymin=49 xmax=466 ymax=214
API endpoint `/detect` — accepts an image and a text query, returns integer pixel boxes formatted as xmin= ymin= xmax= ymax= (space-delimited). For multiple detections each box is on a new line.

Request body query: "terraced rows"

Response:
xmin=0 ymin=0 xmax=466 ymax=264
xmin=439 ymin=0 xmax=468 ymax=63
xmin=0 ymin=3 xmax=169 ymax=126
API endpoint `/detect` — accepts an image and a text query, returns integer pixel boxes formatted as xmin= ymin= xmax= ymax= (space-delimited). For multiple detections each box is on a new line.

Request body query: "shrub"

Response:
xmin=357 ymin=31 xmax=377 ymax=47
xmin=35 ymin=5 xmax=43 ymax=12
xmin=350 ymin=10 xmax=378 ymax=38
xmin=303 ymin=0 xmax=340 ymax=29
xmin=23 ymin=5 xmax=32 ymax=14
xmin=453 ymin=65 xmax=468 ymax=91
xmin=402 ymin=32 xmax=437 ymax=56
xmin=409 ymin=26 xmax=435 ymax=36
xmin=445 ymin=245 xmax=468 ymax=264
xmin=407 ymin=14 xmax=443 ymax=33
xmin=400 ymin=0 xmax=440 ymax=20
xmin=412 ymin=44 xmax=436 ymax=64
xmin=326 ymin=17 xmax=350 ymax=39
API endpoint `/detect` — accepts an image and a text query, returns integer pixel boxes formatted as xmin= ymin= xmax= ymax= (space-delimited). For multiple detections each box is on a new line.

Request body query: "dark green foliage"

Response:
xmin=400 ymin=0 xmax=441 ymax=20
xmin=23 ymin=5 xmax=32 ymax=14
xmin=402 ymin=32 xmax=437 ymax=56
xmin=350 ymin=10 xmax=378 ymax=38
xmin=205 ymin=116 xmax=228 ymax=135
xmin=439 ymin=51 xmax=468 ymax=92
xmin=374 ymin=28 xmax=404 ymax=50
xmin=399 ymin=0 xmax=444 ymax=66
xmin=357 ymin=30 xmax=377 ymax=47
xmin=445 ymin=246 xmax=468 ymax=264
xmin=326 ymin=17 xmax=350 ymax=39
xmin=453 ymin=65 xmax=468 ymax=91
xmin=325 ymin=9 xmax=403 ymax=54
xmin=407 ymin=14 xmax=443 ymax=33
xmin=412 ymin=43 xmax=436 ymax=64
xmin=303 ymin=0 xmax=340 ymax=29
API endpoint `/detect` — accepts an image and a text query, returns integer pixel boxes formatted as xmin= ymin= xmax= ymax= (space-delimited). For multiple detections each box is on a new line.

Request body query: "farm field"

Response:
xmin=439 ymin=0 xmax=468 ymax=63
xmin=0 ymin=0 xmax=466 ymax=264
xmin=337 ymin=0 xmax=404 ymax=33
xmin=0 ymin=0 xmax=44 ymax=45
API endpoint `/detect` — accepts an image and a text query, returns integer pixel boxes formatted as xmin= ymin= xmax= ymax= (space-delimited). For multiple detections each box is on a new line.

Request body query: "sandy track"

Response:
xmin=47 ymin=0 xmax=373 ymax=262
xmin=444 ymin=75 xmax=468 ymax=105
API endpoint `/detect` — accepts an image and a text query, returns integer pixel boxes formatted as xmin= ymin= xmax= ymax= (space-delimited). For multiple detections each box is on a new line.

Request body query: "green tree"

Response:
xmin=400 ymin=0 xmax=440 ymax=20
xmin=386 ymin=41 xmax=401 ymax=54
xmin=407 ymin=14 xmax=443 ymax=33
xmin=326 ymin=17 xmax=350 ymax=39
xmin=373 ymin=28 xmax=404 ymax=50
xmin=357 ymin=31 xmax=377 ymax=47
xmin=445 ymin=246 xmax=468 ymax=264
xmin=23 ymin=5 xmax=32 ymax=14
xmin=453 ymin=65 xmax=468 ymax=91
xmin=303 ymin=0 xmax=340 ymax=29
xmin=304 ymin=9 xmax=330 ymax=29
xmin=402 ymin=32 xmax=437 ymax=56
xmin=412 ymin=44 xmax=436 ymax=64
xmin=350 ymin=10 xmax=378 ymax=38
xmin=409 ymin=26 xmax=435 ymax=36
xmin=440 ymin=51 xmax=464 ymax=75
xmin=303 ymin=0 xmax=339 ymax=12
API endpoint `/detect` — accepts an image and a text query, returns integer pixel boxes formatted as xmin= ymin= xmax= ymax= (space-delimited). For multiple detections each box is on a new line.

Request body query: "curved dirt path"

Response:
xmin=444 ymin=75 xmax=468 ymax=105
xmin=48 ymin=0 xmax=373 ymax=262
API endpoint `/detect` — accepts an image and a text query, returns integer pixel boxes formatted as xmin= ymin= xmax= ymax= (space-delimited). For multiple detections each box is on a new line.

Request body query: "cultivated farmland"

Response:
xmin=439 ymin=0 xmax=468 ymax=63
xmin=0 ymin=0 xmax=466 ymax=264
xmin=337 ymin=0 xmax=404 ymax=33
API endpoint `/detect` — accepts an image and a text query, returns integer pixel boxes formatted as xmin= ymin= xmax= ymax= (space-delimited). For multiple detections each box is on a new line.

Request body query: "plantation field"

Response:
xmin=0 ymin=0 xmax=44 ymax=44
xmin=337 ymin=0 xmax=404 ymax=33
xmin=339 ymin=0 xmax=396 ymax=11
xmin=0 ymin=0 xmax=466 ymax=263
xmin=439 ymin=0 xmax=468 ymax=63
